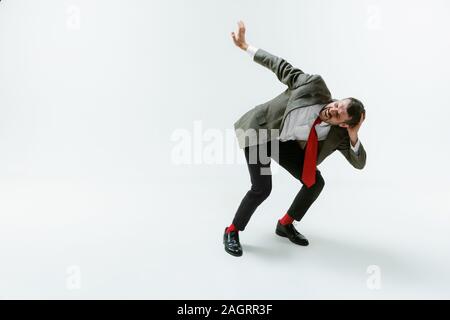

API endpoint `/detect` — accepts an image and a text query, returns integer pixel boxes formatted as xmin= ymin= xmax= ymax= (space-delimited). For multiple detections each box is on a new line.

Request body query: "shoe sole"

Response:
xmin=223 ymin=239 xmax=243 ymax=257
xmin=224 ymin=248 xmax=243 ymax=257
xmin=275 ymin=229 xmax=309 ymax=246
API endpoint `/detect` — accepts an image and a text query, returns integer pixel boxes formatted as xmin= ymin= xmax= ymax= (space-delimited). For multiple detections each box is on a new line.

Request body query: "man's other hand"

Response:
xmin=347 ymin=112 xmax=365 ymax=146
xmin=231 ymin=20 xmax=248 ymax=51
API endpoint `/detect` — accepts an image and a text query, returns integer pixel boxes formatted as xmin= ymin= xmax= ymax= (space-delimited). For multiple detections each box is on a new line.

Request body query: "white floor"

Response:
xmin=1 ymin=170 xmax=449 ymax=299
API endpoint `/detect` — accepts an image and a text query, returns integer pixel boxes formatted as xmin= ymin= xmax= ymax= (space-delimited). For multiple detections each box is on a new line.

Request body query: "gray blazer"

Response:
xmin=233 ymin=48 xmax=366 ymax=169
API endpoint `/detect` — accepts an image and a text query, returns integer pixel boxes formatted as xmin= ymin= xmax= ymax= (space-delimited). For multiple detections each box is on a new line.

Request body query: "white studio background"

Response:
xmin=0 ymin=0 xmax=449 ymax=299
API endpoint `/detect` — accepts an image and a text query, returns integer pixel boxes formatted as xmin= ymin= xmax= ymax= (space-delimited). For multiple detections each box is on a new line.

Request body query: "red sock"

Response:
xmin=279 ymin=213 xmax=294 ymax=225
xmin=226 ymin=224 xmax=237 ymax=234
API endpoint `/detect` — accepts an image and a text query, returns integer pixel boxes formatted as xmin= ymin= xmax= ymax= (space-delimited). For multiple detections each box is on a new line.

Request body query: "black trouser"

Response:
xmin=232 ymin=139 xmax=325 ymax=231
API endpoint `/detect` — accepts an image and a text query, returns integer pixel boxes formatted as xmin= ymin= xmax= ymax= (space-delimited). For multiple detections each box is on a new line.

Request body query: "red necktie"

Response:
xmin=302 ymin=116 xmax=322 ymax=188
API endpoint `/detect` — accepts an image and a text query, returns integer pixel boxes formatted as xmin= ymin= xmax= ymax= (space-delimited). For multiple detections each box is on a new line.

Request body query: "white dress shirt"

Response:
xmin=246 ymin=45 xmax=360 ymax=153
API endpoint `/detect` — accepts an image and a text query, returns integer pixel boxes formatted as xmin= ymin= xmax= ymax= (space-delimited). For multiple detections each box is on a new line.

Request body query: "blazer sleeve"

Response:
xmin=253 ymin=48 xmax=311 ymax=89
xmin=336 ymin=136 xmax=367 ymax=170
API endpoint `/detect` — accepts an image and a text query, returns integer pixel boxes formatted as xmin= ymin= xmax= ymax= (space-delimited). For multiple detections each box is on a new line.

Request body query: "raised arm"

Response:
xmin=231 ymin=20 xmax=310 ymax=89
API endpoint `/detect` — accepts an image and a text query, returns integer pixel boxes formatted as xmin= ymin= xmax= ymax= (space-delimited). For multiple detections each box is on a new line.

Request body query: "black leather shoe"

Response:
xmin=275 ymin=221 xmax=309 ymax=246
xmin=223 ymin=228 xmax=243 ymax=257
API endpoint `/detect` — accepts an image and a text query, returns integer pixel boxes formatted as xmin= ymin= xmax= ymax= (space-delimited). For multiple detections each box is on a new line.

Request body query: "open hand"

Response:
xmin=231 ymin=20 xmax=248 ymax=51
xmin=347 ymin=112 xmax=365 ymax=145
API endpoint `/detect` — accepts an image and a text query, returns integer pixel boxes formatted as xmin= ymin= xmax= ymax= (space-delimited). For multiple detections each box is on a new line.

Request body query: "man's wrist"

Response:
xmin=350 ymin=134 xmax=358 ymax=146
xmin=245 ymin=45 xmax=258 ymax=58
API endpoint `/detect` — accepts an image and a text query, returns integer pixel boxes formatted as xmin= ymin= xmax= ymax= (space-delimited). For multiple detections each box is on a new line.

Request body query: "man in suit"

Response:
xmin=224 ymin=21 xmax=366 ymax=257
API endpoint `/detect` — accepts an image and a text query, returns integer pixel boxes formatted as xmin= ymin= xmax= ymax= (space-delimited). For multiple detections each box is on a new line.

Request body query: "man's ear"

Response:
xmin=339 ymin=123 xmax=349 ymax=128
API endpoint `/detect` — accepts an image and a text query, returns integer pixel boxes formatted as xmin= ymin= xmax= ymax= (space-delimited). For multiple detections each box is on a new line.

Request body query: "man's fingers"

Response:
xmin=238 ymin=21 xmax=246 ymax=33
xmin=357 ymin=113 xmax=365 ymax=127
xmin=231 ymin=32 xmax=239 ymax=43
xmin=232 ymin=21 xmax=246 ymax=46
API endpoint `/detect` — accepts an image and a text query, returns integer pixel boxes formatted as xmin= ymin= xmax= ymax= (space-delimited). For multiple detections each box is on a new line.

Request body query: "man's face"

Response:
xmin=321 ymin=99 xmax=352 ymax=127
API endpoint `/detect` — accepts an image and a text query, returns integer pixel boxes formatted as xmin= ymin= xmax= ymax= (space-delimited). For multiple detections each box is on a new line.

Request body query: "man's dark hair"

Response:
xmin=345 ymin=97 xmax=366 ymax=128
